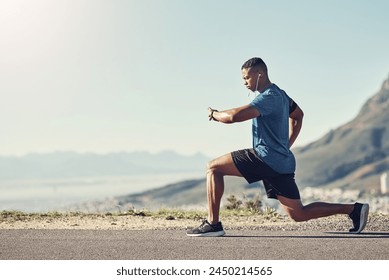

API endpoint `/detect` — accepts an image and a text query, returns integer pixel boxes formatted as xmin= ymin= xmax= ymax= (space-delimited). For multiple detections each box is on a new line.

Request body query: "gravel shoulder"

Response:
xmin=1 ymin=213 xmax=388 ymax=232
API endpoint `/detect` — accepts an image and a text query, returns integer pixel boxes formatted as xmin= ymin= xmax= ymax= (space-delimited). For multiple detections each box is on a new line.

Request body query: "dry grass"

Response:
xmin=1 ymin=210 xmax=388 ymax=232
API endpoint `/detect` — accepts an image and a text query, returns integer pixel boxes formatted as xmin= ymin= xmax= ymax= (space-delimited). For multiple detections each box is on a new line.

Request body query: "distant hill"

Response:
xmin=0 ymin=150 xmax=209 ymax=180
xmin=294 ymin=74 xmax=389 ymax=191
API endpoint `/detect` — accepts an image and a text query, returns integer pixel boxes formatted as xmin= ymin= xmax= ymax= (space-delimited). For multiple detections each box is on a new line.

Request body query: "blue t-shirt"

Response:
xmin=249 ymin=84 xmax=296 ymax=174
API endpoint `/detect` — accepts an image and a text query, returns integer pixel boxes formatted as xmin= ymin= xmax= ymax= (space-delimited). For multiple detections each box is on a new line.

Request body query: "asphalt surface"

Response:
xmin=0 ymin=229 xmax=388 ymax=260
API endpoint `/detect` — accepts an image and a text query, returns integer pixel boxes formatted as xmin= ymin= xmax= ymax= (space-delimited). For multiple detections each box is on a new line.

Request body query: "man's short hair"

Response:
xmin=241 ymin=57 xmax=268 ymax=73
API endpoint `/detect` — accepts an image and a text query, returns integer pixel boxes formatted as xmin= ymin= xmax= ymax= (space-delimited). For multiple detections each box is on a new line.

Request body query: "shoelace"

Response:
xmin=199 ymin=219 xmax=209 ymax=229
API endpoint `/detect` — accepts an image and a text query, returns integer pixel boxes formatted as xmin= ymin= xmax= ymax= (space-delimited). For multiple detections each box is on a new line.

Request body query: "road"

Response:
xmin=0 ymin=229 xmax=388 ymax=260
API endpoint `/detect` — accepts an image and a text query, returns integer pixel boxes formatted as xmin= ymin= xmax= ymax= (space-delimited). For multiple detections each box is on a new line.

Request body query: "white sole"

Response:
xmin=186 ymin=230 xmax=225 ymax=237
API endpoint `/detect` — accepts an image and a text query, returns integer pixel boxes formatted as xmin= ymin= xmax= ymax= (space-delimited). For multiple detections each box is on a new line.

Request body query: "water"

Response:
xmin=0 ymin=172 xmax=204 ymax=212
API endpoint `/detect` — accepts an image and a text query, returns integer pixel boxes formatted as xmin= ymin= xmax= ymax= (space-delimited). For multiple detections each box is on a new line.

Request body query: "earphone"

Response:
xmin=254 ymin=73 xmax=261 ymax=92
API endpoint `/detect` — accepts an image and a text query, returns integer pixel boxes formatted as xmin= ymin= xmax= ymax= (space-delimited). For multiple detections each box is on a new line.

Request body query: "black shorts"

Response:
xmin=231 ymin=149 xmax=300 ymax=200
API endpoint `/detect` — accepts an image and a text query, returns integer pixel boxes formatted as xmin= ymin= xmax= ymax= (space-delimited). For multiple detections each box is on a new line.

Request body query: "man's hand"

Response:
xmin=208 ymin=105 xmax=260 ymax=123
xmin=208 ymin=107 xmax=218 ymax=121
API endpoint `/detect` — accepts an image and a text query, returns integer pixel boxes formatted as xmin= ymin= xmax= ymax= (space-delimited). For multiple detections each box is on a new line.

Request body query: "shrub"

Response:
xmin=225 ymin=194 xmax=262 ymax=214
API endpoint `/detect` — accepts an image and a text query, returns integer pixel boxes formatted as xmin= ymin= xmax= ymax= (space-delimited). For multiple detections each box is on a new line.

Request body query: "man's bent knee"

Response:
xmin=206 ymin=154 xmax=241 ymax=177
xmin=286 ymin=209 xmax=310 ymax=222
xmin=207 ymin=159 xmax=221 ymax=174
xmin=277 ymin=196 xmax=308 ymax=222
xmin=207 ymin=160 xmax=215 ymax=171
xmin=288 ymin=212 xmax=305 ymax=222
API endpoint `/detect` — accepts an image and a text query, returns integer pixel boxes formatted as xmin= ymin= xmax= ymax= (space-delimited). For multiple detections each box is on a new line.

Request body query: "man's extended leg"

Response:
xmin=277 ymin=195 xmax=369 ymax=233
xmin=276 ymin=196 xmax=353 ymax=221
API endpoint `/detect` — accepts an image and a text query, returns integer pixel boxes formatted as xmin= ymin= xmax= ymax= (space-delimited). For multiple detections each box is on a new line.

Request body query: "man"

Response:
xmin=186 ymin=57 xmax=369 ymax=237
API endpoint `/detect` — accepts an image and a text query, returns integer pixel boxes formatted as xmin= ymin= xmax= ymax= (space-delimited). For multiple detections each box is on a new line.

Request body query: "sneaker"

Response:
xmin=349 ymin=203 xmax=369 ymax=233
xmin=186 ymin=219 xmax=225 ymax=237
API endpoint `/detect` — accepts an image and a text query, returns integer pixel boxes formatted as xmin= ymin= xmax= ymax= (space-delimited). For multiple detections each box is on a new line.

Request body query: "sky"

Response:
xmin=0 ymin=0 xmax=388 ymax=158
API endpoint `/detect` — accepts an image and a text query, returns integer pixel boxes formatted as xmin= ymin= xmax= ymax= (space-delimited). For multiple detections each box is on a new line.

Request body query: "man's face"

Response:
xmin=242 ymin=68 xmax=259 ymax=92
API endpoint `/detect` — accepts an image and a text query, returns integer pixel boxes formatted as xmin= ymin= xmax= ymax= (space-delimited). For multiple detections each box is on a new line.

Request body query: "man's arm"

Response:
xmin=209 ymin=104 xmax=260 ymax=123
xmin=289 ymin=105 xmax=304 ymax=147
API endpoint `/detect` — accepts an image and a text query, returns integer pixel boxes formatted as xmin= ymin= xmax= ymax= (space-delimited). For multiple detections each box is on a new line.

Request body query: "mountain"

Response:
xmin=0 ymin=150 xmax=209 ymax=180
xmin=294 ymin=74 xmax=389 ymax=191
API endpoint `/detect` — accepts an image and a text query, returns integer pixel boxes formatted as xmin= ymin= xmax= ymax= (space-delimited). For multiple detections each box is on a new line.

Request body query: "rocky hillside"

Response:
xmin=294 ymin=74 xmax=389 ymax=191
